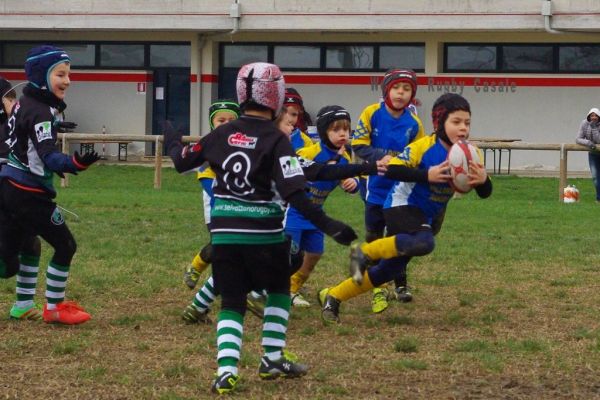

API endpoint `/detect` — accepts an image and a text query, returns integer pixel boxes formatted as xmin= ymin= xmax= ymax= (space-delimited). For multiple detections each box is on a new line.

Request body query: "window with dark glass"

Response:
xmin=274 ymin=45 xmax=320 ymax=69
xmin=379 ymin=45 xmax=425 ymax=71
xmin=446 ymin=45 xmax=497 ymax=71
xmin=560 ymin=46 xmax=600 ymax=72
xmin=223 ymin=45 xmax=268 ymax=68
xmin=150 ymin=44 xmax=190 ymax=68
xmin=4 ymin=43 xmax=40 ymax=67
xmin=100 ymin=44 xmax=144 ymax=67
xmin=326 ymin=45 xmax=373 ymax=69
xmin=502 ymin=45 xmax=553 ymax=71
xmin=61 ymin=44 xmax=96 ymax=67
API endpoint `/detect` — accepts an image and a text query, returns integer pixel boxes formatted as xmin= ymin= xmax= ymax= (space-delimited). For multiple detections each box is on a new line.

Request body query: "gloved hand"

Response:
xmin=73 ymin=151 xmax=100 ymax=170
xmin=162 ymin=120 xmax=183 ymax=152
xmin=322 ymin=218 xmax=358 ymax=246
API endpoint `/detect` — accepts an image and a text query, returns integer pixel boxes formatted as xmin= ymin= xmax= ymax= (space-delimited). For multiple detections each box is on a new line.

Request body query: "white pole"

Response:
xmin=101 ymin=125 xmax=107 ymax=159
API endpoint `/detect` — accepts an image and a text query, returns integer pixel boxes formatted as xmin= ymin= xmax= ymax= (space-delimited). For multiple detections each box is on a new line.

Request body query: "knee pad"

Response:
xmin=395 ymin=231 xmax=435 ymax=257
xmin=200 ymin=243 xmax=213 ymax=264
xmin=365 ymin=230 xmax=383 ymax=243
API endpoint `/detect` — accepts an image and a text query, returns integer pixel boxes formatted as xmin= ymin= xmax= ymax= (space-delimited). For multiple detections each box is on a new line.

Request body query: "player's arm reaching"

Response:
xmin=301 ymin=157 xmax=381 ymax=181
xmin=163 ymin=121 xmax=206 ymax=173
xmin=272 ymin=142 xmax=358 ymax=246
xmin=285 ymin=189 xmax=357 ymax=246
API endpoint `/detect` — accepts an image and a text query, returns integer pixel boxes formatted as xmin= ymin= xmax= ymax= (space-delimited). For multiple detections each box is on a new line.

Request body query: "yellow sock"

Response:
xmin=362 ymin=236 xmax=397 ymax=260
xmin=329 ymin=272 xmax=375 ymax=302
xmin=290 ymin=271 xmax=308 ymax=293
xmin=191 ymin=253 xmax=210 ymax=274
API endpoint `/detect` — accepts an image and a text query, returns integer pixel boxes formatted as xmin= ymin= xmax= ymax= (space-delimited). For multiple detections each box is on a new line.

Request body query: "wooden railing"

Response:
xmin=58 ymin=133 xmax=592 ymax=200
xmin=58 ymin=132 xmax=196 ymax=189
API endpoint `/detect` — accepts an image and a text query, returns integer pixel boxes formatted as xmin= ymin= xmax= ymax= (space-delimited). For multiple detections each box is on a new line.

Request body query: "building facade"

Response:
xmin=1 ymin=0 xmax=599 ymax=170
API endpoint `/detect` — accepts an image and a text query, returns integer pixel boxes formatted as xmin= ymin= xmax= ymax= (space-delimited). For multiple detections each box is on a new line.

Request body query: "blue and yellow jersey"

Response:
xmin=290 ymin=128 xmax=313 ymax=152
xmin=384 ymin=135 xmax=454 ymax=221
xmin=196 ymin=163 xmax=215 ymax=197
xmin=352 ymin=101 xmax=425 ymax=205
xmin=285 ymin=142 xmax=355 ymax=230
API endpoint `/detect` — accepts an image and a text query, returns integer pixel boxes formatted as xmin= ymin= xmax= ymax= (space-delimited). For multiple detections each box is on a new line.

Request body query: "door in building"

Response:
xmin=218 ymin=67 xmax=238 ymax=101
xmin=152 ymin=68 xmax=190 ymax=154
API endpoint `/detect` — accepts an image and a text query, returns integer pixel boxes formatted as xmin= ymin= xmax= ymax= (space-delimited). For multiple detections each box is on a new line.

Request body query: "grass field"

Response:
xmin=1 ymin=165 xmax=600 ymax=399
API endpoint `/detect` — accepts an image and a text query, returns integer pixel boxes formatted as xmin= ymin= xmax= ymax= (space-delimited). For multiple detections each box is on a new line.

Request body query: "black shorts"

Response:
xmin=0 ymin=179 xmax=76 ymax=267
xmin=211 ymin=241 xmax=291 ymax=313
xmin=383 ymin=205 xmax=431 ymax=235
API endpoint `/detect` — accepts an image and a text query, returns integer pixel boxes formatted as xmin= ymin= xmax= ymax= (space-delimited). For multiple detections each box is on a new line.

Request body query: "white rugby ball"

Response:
xmin=447 ymin=140 xmax=482 ymax=194
xmin=563 ymin=185 xmax=580 ymax=203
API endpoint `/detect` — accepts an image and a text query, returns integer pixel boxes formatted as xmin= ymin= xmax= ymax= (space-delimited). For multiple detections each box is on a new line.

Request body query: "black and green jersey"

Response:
xmin=170 ymin=115 xmax=307 ymax=245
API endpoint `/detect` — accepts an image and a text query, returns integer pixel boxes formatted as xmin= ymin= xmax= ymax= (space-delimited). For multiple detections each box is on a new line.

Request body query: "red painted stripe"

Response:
xmin=287 ymin=74 xmax=600 ymax=87
xmin=285 ymin=75 xmax=373 ymax=85
xmin=0 ymin=71 xmax=26 ymax=80
xmin=190 ymin=74 xmax=198 ymax=83
xmin=71 ymin=72 xmax=153 ymax=82
xmin=200 ymin=74 xmax=218 ymax=83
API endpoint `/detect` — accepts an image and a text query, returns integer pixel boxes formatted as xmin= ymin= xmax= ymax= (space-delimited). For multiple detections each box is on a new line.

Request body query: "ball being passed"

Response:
xmin=447 ymin=139 xmax=483 ymax=194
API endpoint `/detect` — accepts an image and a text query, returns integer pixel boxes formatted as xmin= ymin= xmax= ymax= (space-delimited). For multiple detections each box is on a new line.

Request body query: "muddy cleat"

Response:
xmin=246 ymin=293 xmax=265 ymax=319
xmin=318 ymin=288 xmax=341 ymax=324
xmin=395 ymin=286 xmax=413 ymax=303
xmin=291 ymin=292 xmax=311 ymax=307
xmin=211 ymin=371 xmax=240 ymax=394
xmin=258 ymin=354 xmax=308 ymax=380
xmin=9 ymin=303 xmax=42 ymax=321
xmin=182 ymin=304 xmax=211 ymax=324
xmin=371 ymin=288 xmax=389 ymax=314
xmin=43 ymin=301 xmax=91 ymax=325
xmin=183 ymin=264 xmax=202 ymax=289
xmin=349 ymin=243 xmax=373 ymax=285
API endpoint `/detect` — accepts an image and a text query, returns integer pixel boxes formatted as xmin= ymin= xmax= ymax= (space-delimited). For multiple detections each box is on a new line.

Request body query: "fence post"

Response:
xmin=154 ymin=135 xmax=162 ymax=189
xmin=61 ymin=133 xmax=69 ymax=188
xmin=559 ymin=143 xmax=567 ymax=202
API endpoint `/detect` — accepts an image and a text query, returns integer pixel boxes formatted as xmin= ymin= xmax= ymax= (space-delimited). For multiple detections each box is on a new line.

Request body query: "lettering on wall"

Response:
xmin=427 ymin=77 xmax=517 ymax=95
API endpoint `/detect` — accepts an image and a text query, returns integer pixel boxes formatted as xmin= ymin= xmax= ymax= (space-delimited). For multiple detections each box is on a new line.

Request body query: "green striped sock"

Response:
xmin=261 ymin=292 xmax=291 ymax=360
xmin=45 ymin=261 xmax=70 ymax=309
xmin=216 ymin=309 xmax=244 ymax=376
xmin=192 ymin=275 xmax=216 ymax=312
xmin=15 ymin=254 xmax=40 ymax=308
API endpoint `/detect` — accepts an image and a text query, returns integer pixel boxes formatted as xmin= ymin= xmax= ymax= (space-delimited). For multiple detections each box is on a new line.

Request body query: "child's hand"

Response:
xmin=379 ymin=155 xmax=393 ymax=166
xmin=375 ymin=159 xmax=388 ymax=175
xmin=467 ymin=160 xmax=487 ymax=186
xmin=341 ymin=178 xmax=357 ymax=192
xmin=428 ymin=160 xmax=452 ymax=183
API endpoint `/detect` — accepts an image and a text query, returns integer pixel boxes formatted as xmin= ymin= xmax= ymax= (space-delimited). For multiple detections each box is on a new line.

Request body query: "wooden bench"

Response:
xmin=79 ymin=141 xmax=132 ymax=161
xmin=471 ymin=137 xmax=522 ymax=175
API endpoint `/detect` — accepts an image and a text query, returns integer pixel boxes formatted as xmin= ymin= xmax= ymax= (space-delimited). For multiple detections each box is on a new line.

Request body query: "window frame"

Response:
xmin=0 ymin=40 xmax=191 ymax=70
xmin=445 ymin=42 xmax=600 ymax=74
xmin=220 ymin=42 xmax=426 ymax=73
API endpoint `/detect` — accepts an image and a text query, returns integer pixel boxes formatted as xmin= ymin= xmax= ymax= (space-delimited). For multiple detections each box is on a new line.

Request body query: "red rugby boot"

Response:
xmin=43 ymin=301 xmax=91 ymax=325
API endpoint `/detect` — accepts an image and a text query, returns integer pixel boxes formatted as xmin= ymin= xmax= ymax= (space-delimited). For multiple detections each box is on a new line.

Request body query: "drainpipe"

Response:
xmin=542 ymin=0 xmax=563 ymax=34
xmin=230 ymin=0 xmax=241 ymax=38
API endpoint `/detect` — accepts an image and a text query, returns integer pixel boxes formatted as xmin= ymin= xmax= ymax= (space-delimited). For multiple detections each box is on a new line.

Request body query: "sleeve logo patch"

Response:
xmin=228 ymin=132 xmax=257 ymax=149
xmin=34 ymin=121 xmax=53 ymax=142
xmin=279 ymin=156 xmax=304 ymax=178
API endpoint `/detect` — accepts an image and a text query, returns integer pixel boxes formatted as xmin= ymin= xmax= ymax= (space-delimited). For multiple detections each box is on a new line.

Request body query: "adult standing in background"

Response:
xmin=576 ymin=108 xmax=600 ymax=202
